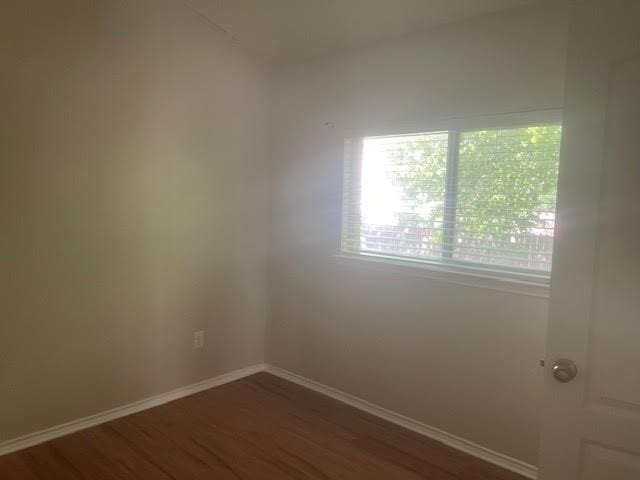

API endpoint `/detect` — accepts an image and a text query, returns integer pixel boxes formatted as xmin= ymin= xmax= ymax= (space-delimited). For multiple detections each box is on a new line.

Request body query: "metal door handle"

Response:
xmin=552 ymin=359 xmax=578 ymax=383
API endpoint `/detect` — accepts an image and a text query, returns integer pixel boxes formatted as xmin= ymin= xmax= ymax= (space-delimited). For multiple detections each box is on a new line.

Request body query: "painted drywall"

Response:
xmin=1 ymin=0 xmax=269 ymax=441
xmin=267 ymin=4 xmax=568 ymax=466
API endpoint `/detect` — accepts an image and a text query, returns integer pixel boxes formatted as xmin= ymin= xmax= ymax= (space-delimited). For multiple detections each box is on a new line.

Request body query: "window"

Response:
xmin=341 ymin=122 xmax=562 ymax=282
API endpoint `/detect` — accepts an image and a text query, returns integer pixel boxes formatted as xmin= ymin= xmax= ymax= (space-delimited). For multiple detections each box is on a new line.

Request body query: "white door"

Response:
xmin=538 ymin=1 xmax=640 ymax=479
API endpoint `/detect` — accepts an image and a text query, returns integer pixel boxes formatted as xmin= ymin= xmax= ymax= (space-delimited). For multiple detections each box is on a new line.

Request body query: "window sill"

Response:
xmin=332 ymin=252 xmax=551 ymax=298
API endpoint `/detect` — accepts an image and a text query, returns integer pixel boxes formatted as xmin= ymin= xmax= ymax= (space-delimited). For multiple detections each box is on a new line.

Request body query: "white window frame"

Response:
xmin=338 ymin=109 xmax=563 ymax=289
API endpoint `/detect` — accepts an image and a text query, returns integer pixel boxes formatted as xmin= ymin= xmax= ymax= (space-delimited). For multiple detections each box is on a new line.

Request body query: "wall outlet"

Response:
xmin=193 ymin=330 xmax=205 ymax=349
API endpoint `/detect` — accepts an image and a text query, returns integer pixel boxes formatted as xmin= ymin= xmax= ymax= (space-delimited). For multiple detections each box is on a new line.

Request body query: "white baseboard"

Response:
xmin=265 ymin=365 xmax=538 ymax=480
xmin=0 ymin=363 xmax=266 ymax=457
xmin=0 ymin=362 xmax=537 ymax=480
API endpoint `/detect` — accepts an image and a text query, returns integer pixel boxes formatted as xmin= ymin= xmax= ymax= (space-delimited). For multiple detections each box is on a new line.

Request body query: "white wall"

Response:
xmin=2 ymin=0 xmax=569 ymax=465
xmin=267 ymin=4 xmax=568 ymax=466
xmin=1 ymin=0 xmax=269 ymax=441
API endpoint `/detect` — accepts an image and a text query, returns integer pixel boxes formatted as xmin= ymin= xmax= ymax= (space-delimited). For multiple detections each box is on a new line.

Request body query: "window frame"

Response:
xmin=339 ymin=109 xmax=563 ymax=287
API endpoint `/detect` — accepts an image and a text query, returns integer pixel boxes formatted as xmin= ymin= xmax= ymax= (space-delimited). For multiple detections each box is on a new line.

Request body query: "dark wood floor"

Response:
xmin=0 ymin=372 xmax=526 ymax=479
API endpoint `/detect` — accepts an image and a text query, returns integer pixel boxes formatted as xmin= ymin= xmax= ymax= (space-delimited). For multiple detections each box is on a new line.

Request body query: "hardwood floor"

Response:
xmin=0 ymin=373 xmax=527 ymax=479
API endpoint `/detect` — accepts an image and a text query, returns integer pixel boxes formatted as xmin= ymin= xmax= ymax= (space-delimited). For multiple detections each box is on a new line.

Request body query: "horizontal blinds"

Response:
xmin=341 ymin=125 xmax=562 ymax=277
xmin=342 ymin=132 xmax=449 ymax=261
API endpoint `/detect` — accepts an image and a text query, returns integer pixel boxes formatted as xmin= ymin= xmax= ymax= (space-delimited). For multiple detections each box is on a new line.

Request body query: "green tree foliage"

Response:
xmin=456 ymin=126 xmax=561 ymax=237
xmin=388 ymin=125 xmax=562 ymax=269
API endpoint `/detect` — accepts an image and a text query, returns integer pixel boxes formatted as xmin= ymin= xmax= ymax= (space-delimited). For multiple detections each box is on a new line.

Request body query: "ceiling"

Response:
xmin=184 ymin=0 xmax=538 ymax=65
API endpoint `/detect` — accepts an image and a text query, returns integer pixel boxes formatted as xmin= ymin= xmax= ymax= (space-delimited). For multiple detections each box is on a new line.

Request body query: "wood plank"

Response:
xmin=0 ymin=373 xmax=527 ymax=479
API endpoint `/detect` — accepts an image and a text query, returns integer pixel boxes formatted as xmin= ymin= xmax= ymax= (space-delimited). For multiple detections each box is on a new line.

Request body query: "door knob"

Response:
xmin=552 ymin=359 xmax=578 ymax=383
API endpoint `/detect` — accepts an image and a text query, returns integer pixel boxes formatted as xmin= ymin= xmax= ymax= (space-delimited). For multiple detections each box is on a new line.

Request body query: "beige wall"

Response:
xmin=267 ymin=4 xmax=568 ymax=466
xmin=1 ymin=0 xmax=270 ymax=441
xmin=1 ymin=0 xmax=569 ymax=466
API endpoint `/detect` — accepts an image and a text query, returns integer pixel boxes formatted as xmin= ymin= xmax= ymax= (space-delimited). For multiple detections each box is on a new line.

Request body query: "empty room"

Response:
xmin=2 ymin=1 xmax=639 ymax=479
